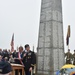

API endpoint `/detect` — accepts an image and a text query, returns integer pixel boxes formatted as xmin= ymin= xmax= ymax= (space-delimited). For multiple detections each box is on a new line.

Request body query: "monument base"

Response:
xmin=37 ymin=71 xmax=56 ymax=75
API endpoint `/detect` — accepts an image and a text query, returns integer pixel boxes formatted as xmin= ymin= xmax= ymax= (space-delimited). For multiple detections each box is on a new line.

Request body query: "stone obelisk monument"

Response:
xmin=37 ymin=0 xmax=64 ymax=75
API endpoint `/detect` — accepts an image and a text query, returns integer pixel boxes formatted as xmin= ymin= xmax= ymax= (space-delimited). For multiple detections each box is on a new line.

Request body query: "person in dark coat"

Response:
xmin=3 ymin=49 xmax=10 ymax=61
xmin=14 ymin=46 xmax=24 ymax=64
xmin=23 ymin=44 xmax=36 ymax=75
xmin=14 ymin=46 xmax=25 ymax=75
xmin=0 ymin=55 xmax=12 ymax=75
xmin=12 ymin=50 xmax=17 ymax=58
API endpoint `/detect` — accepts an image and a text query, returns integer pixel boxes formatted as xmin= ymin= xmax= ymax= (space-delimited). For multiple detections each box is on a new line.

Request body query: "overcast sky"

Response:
xmin=0 ymin=0 xmax=75 ymax=52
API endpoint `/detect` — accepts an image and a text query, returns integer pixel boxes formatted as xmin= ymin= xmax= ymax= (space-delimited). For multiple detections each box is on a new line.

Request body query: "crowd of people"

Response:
xmin=0 ymin=45 xmax=75 ymax=75
xmin=65 ymin=49 xmax=75 ymax=65
xmin=0 ymin=44 xmax=36 ymax=75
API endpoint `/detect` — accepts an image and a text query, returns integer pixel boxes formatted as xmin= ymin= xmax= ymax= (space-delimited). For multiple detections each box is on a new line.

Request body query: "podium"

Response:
xmin=11 ymin=64 xmax=25 ymax=75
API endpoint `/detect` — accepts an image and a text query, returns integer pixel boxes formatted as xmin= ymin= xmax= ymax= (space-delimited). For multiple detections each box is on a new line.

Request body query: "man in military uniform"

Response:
xmin=72 ymin=50 xmax=75 ymax=65
xmin=23 ymin=44 xmax=36 ymax=75
xmin=65 ymin=49 xmax=72 ymax=64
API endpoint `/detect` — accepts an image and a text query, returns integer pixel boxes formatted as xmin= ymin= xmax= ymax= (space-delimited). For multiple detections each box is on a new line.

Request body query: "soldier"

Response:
xmin=23 ymin=44 xmax=36 ymax=75
xmin=65 ymin=49 xmax=72 ymax=64
xmin=72 ymin=50 xmax=75 ymax=65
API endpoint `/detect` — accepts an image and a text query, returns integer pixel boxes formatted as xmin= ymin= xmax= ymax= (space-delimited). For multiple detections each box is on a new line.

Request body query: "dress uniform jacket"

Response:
xmin=22 ymin=50 xmax=36 ymax=70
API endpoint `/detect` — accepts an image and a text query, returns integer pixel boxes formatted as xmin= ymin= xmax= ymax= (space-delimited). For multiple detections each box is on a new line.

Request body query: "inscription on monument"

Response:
xmin=37 ymin=57 xmax=44 ymax=70
xmin=44 ymin=57 xmax=50 ymax=70
xmin=37 ymin=0 xmax=64 ymax=75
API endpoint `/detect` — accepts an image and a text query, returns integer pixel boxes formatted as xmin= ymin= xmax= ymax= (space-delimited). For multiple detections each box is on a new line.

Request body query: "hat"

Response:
xmin=0 ymin=60 xmax=12 ymax=74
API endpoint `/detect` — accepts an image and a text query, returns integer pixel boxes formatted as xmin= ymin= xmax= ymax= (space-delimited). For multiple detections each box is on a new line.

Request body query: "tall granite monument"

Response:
xmin=37 ymin=0 xmax=64 ymax=75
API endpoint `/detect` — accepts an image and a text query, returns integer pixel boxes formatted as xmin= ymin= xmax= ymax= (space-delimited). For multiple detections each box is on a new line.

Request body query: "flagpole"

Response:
xmin=68 ymin=44 xmax=69 ymax=50
xmin=33 ymin=45 xmax=34 ymax=52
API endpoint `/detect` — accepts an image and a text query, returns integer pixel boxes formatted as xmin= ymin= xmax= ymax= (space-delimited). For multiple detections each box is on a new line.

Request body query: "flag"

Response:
xmin=11 ymin=33 xmax=14 ymax=52
xmin=66 ymin=25 xmax=71 ymax=46
xmin=66 ymin=34 xmax=69 ymax=46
